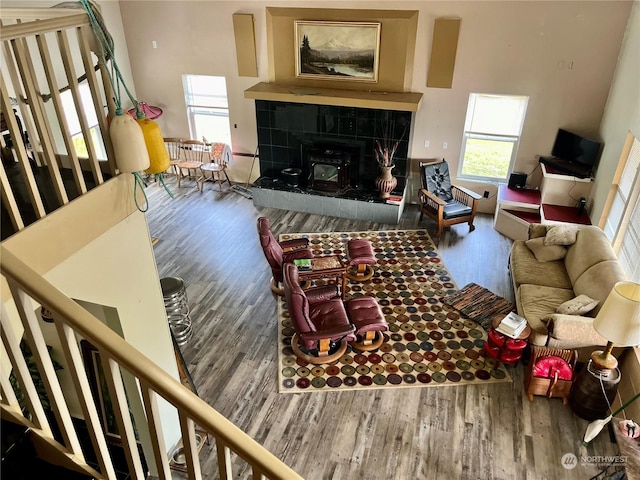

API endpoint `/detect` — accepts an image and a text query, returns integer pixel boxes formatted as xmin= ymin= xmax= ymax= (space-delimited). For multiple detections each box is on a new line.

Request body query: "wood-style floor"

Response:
xmin=144 ymin=180 xmax=619 ymax=480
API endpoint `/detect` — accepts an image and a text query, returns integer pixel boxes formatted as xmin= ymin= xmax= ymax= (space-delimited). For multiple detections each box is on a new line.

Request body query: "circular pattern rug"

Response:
xmin=277 ymin=229 xmax=512 ymax=393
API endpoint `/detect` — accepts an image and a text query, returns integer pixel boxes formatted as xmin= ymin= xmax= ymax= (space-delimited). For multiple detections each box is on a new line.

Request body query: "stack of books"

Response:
xmin=386 ymin=195 xmax=403 ymax=205
xmin=496 ymin=311 xmax=528 ymax=338
xmin=293 ymin=259 xmax=312 ymax=271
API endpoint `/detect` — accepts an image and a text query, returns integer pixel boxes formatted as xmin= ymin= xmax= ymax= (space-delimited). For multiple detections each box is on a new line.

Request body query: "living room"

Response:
xmin=1 ymin=1 xmax=639 ymax=479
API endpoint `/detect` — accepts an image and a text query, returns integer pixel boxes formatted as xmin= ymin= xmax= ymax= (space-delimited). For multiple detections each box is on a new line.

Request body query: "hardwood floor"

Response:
xmin=144 ymin=182 xmax=619 ymax=480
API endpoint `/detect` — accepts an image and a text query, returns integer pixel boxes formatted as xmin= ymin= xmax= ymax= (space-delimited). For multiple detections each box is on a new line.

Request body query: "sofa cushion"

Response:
xmin=528 ymin=223 xmax=548 ymax=239
xmin=545 ymin=313 xmax=609 ymax=350
xmin=556 ymin=294 xmax=599 ymax=315
xmin=525 ymin=237 xmax=567 ymax=262
xmin=564 ymin=226 xmax=619 ymax=285
xmin=510 ymin=241 xmax=572 ymax=291
xmin=572 ymin=260 xmax=628 ymax=314
xmin=544 ymin=225 xmax=578 ymax=246
xmin=517 ymin=284 xmax=575 ymax=346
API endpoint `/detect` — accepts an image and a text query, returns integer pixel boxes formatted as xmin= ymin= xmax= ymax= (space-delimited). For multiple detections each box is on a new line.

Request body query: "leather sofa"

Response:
xmin=509 ymin=224 xmax=627 ymax=360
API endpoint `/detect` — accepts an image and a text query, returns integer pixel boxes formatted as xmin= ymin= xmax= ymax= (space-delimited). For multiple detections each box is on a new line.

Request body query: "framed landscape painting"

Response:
xmin=294 ymin=21 xmax=381 ymax=82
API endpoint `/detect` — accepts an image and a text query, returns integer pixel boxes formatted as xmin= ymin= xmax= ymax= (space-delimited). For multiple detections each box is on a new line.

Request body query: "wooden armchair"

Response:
xmin=418 ymin=159 xmax=482 ymax=238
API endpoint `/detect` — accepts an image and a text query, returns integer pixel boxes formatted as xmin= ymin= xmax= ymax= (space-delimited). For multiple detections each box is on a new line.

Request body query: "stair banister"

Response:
xmin=1 ymin=245 xmax=303 ymax=479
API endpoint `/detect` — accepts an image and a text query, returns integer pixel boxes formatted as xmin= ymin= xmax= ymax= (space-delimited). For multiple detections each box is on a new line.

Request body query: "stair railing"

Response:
xmin=0 ymin=245 xmax=302 ymax=480
xmin=1 ymin=7 xmax=117 ymax=237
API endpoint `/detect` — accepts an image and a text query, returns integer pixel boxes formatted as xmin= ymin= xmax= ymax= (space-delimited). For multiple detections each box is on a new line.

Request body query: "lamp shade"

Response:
xmin=593 ymin=282 xmax=640 ymax=346
xmin=127 ymin=102 xmax=163 ymax=120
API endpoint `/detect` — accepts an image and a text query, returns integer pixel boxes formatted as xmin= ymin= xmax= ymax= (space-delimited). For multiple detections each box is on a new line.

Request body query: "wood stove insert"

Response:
xmin=306 ymin=145 xmax=353 ymax=192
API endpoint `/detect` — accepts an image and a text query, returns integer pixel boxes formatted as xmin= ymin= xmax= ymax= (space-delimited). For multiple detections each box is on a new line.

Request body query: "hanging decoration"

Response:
xmin=127 ymin=102 xmax=163 ymax=120
xmin=138 ymin=117 xmax=170 ymax=174
xmin=79 ymin=0 xmax=173 ymax=210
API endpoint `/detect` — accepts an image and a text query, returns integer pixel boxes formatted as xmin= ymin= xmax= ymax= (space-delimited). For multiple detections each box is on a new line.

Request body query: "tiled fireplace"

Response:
xmin=251 ymin=99 xmax=414 ymax=223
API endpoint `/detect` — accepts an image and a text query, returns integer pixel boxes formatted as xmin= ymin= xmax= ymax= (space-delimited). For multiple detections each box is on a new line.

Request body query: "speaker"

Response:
xmin=232 ymin=14 xmax=258 ymax=77
xmin=508 ymin=172 xmax=527 ymax=189
xmin=577 ymin=197 xmax=586 ymax=215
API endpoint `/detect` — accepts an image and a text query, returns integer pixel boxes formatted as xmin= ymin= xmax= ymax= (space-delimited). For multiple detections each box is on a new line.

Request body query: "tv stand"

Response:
xmin=540 ymin=163 xmax=593 ymax=207
xmin=493 ymin=164 xmax=593 ymax=240
xmin=539 ymin=156 xmax=593 ymax=179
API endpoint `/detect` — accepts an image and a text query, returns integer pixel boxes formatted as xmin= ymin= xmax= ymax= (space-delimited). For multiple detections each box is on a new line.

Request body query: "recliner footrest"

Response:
xmin=346 ymin=239 xmax=376 ymax=281
xmin=345 ymin=297 xmax=387 ymax=350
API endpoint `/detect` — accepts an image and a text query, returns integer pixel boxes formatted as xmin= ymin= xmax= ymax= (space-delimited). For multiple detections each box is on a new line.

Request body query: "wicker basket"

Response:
xmin=524 ymin=346 xmax=578 ymax=405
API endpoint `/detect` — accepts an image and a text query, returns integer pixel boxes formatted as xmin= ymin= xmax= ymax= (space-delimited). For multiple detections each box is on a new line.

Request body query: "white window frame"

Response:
xmin=458 ymin=93 xmax=528 ymax=183
xmin=182 ymin=74 xmax=231 ymax=145
xmin=603 ymin=132 xmax=640 ymax=282
xmin=60 ymin=82 xmax=107 ymax=160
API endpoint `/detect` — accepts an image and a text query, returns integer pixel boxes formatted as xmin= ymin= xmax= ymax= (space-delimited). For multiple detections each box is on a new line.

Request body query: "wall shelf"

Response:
xmin=244 ymin=82 xmax=423 ymax=112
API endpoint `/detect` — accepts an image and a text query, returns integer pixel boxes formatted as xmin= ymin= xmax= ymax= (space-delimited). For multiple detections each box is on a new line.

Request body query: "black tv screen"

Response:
xmin=551 ymin=128 xmax=601 ymax=167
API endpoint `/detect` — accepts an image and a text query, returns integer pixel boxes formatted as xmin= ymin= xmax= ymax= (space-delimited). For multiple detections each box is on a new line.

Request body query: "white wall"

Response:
xmin=1 ymin=175 xmax=181 ymax=473
xmin=118 ymin=1 xmax=633 ymax=212
xmin=591 ymin=0 xmax=640 ymax=224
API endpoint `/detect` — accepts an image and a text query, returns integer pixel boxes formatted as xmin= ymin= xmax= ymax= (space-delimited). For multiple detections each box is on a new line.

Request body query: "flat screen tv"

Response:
xmin=551 ymin=128 xmax=601 ymax=168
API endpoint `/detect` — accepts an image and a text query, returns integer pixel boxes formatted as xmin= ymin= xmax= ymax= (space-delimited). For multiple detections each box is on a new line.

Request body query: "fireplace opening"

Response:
xmin=303 ymin=142 xmax=358 ymax=192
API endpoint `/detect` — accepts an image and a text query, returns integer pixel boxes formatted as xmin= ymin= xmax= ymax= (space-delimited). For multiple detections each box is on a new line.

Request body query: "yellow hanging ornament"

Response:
xmin=136 ymin=117 xmax=170 ymax=174
xmin=110 ymin=112 xmax=150 ymax=173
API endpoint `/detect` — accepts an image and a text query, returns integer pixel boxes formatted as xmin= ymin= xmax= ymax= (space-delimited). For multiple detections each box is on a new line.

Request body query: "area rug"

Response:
xmin=442 ymin=282 xmax=515 ymax=331
xmin=277 ymin=229 xmax=512 ymax=393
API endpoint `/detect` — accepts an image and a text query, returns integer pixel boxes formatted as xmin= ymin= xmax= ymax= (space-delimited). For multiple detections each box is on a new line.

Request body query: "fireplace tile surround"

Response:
xmin=255 ymin=100 xmax=411 ymax=192
xmin=252 ymin=99 xmax=413 ymax=222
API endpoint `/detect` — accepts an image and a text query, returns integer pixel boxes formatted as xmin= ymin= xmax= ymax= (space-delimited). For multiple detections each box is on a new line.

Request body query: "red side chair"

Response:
xmin=283 ymin=263 xmax=356 ymax=364
xmin=257 ymin=217 xmax=313 ymax=295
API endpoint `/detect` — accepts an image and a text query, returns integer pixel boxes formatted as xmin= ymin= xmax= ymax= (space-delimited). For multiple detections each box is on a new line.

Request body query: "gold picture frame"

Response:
xmin=294 ymin=21 xmax=381 ymax=82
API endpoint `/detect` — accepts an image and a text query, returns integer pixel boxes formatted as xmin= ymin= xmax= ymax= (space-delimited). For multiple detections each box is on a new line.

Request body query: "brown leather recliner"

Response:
xmin=283 ymin=263 xmax=389 ymax=364
xmin=257 ymin=217 xmax=313 ymax=295
xmin=283 ymin=263 xmax=356 ymax=364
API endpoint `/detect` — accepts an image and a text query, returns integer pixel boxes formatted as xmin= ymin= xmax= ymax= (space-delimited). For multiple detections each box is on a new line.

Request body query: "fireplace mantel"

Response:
xmin=244 ymin=82 xmax=423 ymax=112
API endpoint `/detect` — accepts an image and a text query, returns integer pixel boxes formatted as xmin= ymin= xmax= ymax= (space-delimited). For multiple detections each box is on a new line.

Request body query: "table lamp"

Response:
xmin=591 ymin=281 xmax=640 ymax=373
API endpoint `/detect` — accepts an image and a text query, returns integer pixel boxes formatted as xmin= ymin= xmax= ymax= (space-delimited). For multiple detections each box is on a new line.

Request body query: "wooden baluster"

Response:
xmin=35 ymin=31 xmax=88 ymax=196
xmin=7 ymin=281 xmax=84 ymax=458
xmin=100 ymin=354 xmax=145 ymax=479
xmin=217 ymin=438 xmax=232 ymax=480
xmin=179 ymin=414 xmax=203 ymax=480
xmin=57 ymin=28 xmax=103 ymax=186
xmin=77 ymin=24 xmax=115 ymax=179
xmin=0 ymin=73 xmax=45 ymax=220
xmin=0 ymin=303 xmax=50 ymax=433
xmin=11 ymin=35 xmax=68 ymax=206
xmin=140 ymin=382 xmax=172 ymax=480
xmin=55 ymin=322 xmax=117 ymax=480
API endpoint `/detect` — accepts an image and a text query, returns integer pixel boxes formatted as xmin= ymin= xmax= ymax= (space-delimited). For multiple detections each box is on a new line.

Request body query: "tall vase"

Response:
xmin=375 ymin=166 xmax=397 ymax=199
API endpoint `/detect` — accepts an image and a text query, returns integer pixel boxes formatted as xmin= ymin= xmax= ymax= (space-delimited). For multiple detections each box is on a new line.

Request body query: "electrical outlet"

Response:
xmin=483 ymin=190 xmax=490 ymax=198
xmin=424 ymin=140 xmax=430 ymax=148
xmin=152 ymin=40 xmax=157 ymax=49
xmin=442 ymin=142 xmax=448 ymax=149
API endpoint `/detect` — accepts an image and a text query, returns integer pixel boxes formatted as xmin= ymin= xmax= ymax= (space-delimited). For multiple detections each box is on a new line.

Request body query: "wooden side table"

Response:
xmin=297 ymin=255 xmax=347 ymax=299
xmin=483 ymin=315 xmax=531 ymax=367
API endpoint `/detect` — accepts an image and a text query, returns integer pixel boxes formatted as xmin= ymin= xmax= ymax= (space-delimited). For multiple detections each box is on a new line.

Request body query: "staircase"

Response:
xmin=1 ymin=7 xmax=301 ymax=480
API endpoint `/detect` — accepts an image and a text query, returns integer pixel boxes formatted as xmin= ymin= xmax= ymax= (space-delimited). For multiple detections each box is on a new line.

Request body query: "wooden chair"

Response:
xmin=176 ymin=140 xmax=208 ymax=189
xmin=417 ymin=159 xmax=482 ymax=238
xmin=200 ymin=142 xmax=232 ymax=192
xmin=163 ymin=137 xmax=183 ymax=177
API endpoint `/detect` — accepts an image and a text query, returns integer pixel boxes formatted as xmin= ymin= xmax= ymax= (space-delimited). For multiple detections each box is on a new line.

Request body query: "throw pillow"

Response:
xmin=525 ymin=237 xmax=567 ymax=262
xmin=556 ymin=294 xmax=599 ymax=315
xmin=544 ymin=225 xmax=578 ymax=246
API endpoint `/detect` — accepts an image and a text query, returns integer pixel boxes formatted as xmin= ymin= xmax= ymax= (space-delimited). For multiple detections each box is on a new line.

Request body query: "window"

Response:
xmin=60 ymin=82 xmax=106 ymax=159
xmin=182 ymin=75 xmax=231 ymax=145
xmin=458 ymin=93 xmax=529 ymax=181
xmin=604 ymin=134 xmax=640 ymax=282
